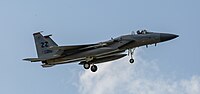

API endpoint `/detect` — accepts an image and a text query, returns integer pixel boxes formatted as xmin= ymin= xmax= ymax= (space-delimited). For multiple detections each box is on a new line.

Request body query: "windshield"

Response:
xmin=136 ymin=30 xmax=148 ymax=34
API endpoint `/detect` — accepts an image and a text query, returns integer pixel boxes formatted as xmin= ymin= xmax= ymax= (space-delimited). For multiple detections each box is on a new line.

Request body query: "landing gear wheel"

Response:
xmin=129 ymin=59 xmax=134 ymax=63
xmin=83 ymin=63 xmax=90 ymax=69
xmin=128 ymin=48 xmax=135 ymax=64
xmin=91 ymin=65 xmax=98 ymax=72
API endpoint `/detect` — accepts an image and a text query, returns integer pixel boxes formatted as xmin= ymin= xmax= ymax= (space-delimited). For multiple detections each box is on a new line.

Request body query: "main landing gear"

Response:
xmin=128 ymin=48 xmax=135 ymax=64
xmin=83 ymin=62 xmax=90 ymax=69
xmin=91 ymin=65 xmax=98 ymax=72
xmin=83 ymin=62 xmax=98 ymax=72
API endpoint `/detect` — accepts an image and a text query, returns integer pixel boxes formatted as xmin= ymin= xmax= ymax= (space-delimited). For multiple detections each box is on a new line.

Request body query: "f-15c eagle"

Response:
xmin=23 ymin=30 xmax=178 ymax=72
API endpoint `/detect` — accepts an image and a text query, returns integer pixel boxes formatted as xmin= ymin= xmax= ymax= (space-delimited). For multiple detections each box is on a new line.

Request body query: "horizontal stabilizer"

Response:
xmin=23 ymin=58 xmax=46 ymax=62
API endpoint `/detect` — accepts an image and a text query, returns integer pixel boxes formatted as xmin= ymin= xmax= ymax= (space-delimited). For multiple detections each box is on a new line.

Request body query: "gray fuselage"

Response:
xmin=46 ymin=32 xmax=176 ymax=64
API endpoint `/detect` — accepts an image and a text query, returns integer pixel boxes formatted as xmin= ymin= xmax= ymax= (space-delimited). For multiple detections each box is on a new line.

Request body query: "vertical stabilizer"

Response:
xmin=33 ymin=32 xmax=58 ymax=59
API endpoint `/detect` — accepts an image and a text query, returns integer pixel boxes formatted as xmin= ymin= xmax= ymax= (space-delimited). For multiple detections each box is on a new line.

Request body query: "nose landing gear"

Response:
xmin=128 ymin=48 xmax=135 ymax=63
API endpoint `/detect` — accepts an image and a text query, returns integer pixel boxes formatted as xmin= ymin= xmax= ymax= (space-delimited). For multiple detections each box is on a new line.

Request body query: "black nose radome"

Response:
xmin=160 ymin=33 xmax=179 ymax=42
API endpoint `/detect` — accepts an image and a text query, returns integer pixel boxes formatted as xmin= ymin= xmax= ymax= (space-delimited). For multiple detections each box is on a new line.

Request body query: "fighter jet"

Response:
xmin=23 ymin=30 xmax=178 ymax=72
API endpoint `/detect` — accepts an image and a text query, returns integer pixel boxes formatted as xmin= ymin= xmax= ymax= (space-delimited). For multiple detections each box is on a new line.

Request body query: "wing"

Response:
xmin=48 ymin=44 xmax=97 ymax=51
xmin=48 ymin=42 xmax=109 ymax=53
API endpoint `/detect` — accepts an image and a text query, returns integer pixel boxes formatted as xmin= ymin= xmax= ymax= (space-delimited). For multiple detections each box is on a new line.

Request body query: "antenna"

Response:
xmin=131 ymin=31 xmax=135 ymax=35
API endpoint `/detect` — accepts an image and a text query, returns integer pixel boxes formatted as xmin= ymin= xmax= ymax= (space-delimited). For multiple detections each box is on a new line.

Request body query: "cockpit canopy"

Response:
xmin=136 ymin=30 xmax=148 ymax=34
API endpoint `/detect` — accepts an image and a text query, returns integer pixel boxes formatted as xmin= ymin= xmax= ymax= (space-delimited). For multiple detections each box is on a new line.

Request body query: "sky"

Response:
xmin=0 ymin=0 xmax=199 ymax=94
